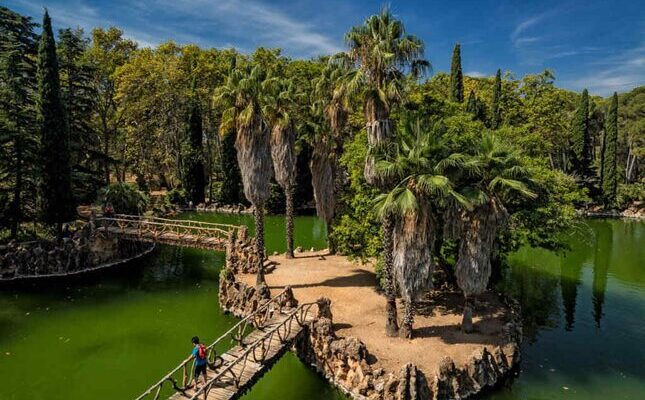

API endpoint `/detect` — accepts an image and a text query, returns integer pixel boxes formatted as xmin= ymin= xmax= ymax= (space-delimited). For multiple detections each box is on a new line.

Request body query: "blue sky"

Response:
xmin=6 ymin=0 xmax=644 ymax=96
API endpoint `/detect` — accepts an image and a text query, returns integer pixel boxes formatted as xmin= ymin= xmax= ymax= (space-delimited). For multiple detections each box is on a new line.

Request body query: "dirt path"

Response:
xmin=239 ymin=251 xmax=510 ymax=375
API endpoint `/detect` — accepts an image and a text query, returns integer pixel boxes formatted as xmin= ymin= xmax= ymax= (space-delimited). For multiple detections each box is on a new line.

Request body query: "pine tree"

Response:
xmin=37 ymin=10 xmax=74 ymax=229
xmin=58 ymin=28 xmax=102 ymax=203
xmin=490 ymin=69 xmax=502 ymax=129
xmin=450 ymin=43 xmax=464 ymax=103
xmin=601 ymin=93 xmax=618 ymax=206
xmin=572 ymin=89 xmax=592 ymax=174
xmin=0 ymin=7 xmax=39 ymax=237
xmin=182 ymin=88 xmax=206 ymax=205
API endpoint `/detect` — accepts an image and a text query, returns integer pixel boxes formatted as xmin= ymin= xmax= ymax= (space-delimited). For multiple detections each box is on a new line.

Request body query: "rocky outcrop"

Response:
xmin=580 ymin=201 xmax=645 ymax=220
xmin=0 ymin=223 xmax=152 ymax=280
xmin=295 ymin=296 xmax=521 ymax=400
xmin=219 ymin=273 xmax=522 ymax=400
xmin=224 ymin=226 xmax=277 ymax=274
xmin=218 ymin=269 xmax=271 ymax=317
xmin=194 ymin=203 xmax=253 ymax=214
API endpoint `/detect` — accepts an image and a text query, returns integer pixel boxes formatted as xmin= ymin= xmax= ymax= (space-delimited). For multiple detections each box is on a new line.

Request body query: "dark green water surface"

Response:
xmin=0 ymin=215 xmax=642 ymax=399
xmin=0 ymin=213 xmax=341 ymax=400
xmin=486 ymin=218 xmax=644 ymax=399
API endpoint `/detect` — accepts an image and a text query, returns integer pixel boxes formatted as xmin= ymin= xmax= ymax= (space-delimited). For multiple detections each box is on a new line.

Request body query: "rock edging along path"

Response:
xmin=0 ymin=232 xmax=155 ymax=282
xmin=220 ymin=256 xmax=522 ymax=400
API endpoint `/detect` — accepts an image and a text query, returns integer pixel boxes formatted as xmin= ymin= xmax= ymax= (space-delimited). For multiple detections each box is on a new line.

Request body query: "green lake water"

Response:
xmin=0 ymin=215 xmax=642 ymax=399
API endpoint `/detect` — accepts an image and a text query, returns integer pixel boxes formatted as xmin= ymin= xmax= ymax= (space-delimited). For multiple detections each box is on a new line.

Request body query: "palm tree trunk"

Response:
xmin=383 ymin=215 xmax=399 ymax=337
xmin=400 ymin=299 xmax=413 ymax=339
xmin=462 ymin=296 xmax=474 ymax=333
xmin=285 ymin=183 xmax=294 ymax=259
xmin=327 ymin=221 xmax=336 ymax=255
xmin=254 ymin=204 xmax=266 ymax=285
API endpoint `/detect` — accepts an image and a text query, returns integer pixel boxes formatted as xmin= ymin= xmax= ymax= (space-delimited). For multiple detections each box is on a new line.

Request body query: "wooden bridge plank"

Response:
xmin=167 ymin=310 xmax=310 ymax=400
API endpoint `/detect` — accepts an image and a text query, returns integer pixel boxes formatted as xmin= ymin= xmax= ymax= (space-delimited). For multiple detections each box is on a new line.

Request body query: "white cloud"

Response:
xmin=156 ymin=0 xmax=343 ymax=57
xmin=568 ymin=44 xmax=645 ymax=96
xmin=465 ymin=71 xmax=486 ymax=78
xmin=510 ymin=9 xmax=562 ymax=48
xmin=11 ymin=0 xmax=342 ymax=56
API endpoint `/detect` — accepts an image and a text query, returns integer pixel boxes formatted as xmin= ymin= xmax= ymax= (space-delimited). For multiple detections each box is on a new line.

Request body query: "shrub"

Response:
xmin=617 ymin=182 xmax=645 ymax=209
xmin=97 ymin=183 xmax=149 ymax=215
xmin=166 ymin=188 xmax=187 ymax=206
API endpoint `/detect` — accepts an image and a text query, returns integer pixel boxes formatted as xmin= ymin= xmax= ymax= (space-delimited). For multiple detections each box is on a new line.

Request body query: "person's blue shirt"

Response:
xmin=192 ymin=346 xmax=207 ymax=366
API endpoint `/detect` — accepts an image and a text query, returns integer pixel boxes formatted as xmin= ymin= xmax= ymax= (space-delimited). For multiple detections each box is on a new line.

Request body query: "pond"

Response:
xmin=0 ymin=215 xmax=642 ymax=399
xmin=486 ymin=218 xmax=644 ymax=399
xmin=0 ymin=213 xmax=344 ymax=400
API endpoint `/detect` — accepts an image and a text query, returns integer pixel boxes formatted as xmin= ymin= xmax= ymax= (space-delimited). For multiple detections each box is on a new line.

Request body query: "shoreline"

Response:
xmin=221 ymin=249 xmax=522 ymax=400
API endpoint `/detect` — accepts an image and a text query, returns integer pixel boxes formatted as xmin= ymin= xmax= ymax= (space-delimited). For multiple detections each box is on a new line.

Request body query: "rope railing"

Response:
xmin=134 ymin=289 xmax=301 ymax=400
xmin=96 ymin=215 xmax=241 ymax=249
xmin=188 ymin=301 xmax=317 ymax=400
xmin=109 ymin=214 xmax=240 ymax=231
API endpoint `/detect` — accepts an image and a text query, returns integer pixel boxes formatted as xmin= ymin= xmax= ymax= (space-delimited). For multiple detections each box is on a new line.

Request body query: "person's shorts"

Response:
xmin=194 ymin=363 xmax=207 ymax=377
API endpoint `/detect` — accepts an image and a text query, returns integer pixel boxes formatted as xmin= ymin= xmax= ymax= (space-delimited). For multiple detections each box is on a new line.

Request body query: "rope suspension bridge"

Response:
xmin=135 ymin=289 xmax=317 ymax=400
xmin=96 ymin=214 xmax=240 ymax=250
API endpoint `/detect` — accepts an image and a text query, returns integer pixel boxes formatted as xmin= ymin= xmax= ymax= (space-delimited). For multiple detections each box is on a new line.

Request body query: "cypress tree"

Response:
xmin=183 ymin=89 xmax=206 ymax=205
xmin=37 ymin=10 xmax=74 ymax=229
xmin=572 ymin=89 xmax=592 ymax=174
xmin=601 ymin=93 xmax=618 ymax=206
xmin=490 ymin=69 xmax=502 ymax=129
xmin=466 ymin=90 xmax=477 ymax=115
xmin=450 ymin=43 xmax=464 ymax=103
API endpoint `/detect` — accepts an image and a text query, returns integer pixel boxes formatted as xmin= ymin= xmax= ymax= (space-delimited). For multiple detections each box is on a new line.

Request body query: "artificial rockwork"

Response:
xmin=218 ymin=264 xmax=521 ymax=400
xmin=0 ymin=223 xmax=152 ymax=280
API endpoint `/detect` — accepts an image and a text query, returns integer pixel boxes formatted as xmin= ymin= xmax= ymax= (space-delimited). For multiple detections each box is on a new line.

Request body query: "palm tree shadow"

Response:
xmin=412 ymin=291 xmax=506 ymax=344
xmin=269 ymin=269 xmax=376 ymax=289
xmin=290 ymin=251 xmax=332 ymax=259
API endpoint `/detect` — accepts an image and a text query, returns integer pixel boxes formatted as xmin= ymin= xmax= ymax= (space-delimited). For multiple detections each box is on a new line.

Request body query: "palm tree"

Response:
xmin=375 ymin=119 xmax=467 ymax=338
xmin=342 ymin=7 xmax=429 ymax=337
xmin=214 ymin=62 xmax=273 ymax=285
xmin=310 ymin=61 xmax=350 ymax=253
xmin=264 ymin=77 xmax=298 ymax=258
xmin=448 ymin=133 xmax=536 ymax=332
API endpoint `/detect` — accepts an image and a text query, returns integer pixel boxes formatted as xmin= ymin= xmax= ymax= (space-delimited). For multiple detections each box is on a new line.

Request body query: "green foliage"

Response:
xmin=616 ymin=86 xmax=644 ymax=183
xmin=216 ymin=129 xmax=244 ymax=204
xmin=572 ymin=88 xmax=591 ymax=173
xmin=97 ymin=183 xmax=149 ymax=215
xmin=0 ymin=6 xmax=39 ymax=236
xmin=332 ymin=131 xmax=382 ymax=260
xmin=450 ymin=43 xmax=463 ymax=103
xmin=490 ymin=69 xmax=502 ymax=129
xmin=58 ymin=27 xmax=103 ymax=204
xmin=265 ymin=181 xmax=286 ymax=214
xmin=165 ymin=188 xmax=187 ymax=205
xmin=616 ymin=182 xmax=645 ymax=208
xmin=602 ymin=93 xmax=618 ymax=205
xmin=86 ymin=27 xmax=137 ymax=184
xmin=37 ymin=10 xmax=75 ymax=226
xmin=182 ymin=89 xmax=206 ymax=204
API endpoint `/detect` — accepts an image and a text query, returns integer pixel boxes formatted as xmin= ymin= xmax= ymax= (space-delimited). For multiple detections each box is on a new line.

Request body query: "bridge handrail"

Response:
xmin=97 ymin=218 xmax=233 ymax=236
xmin=134 ymin=289 xmax=292 ymax=400
xmin=96 ymin=218 xmax=239 ymax=240
xmin=109 ymin=214 xmax=240 ymax=231
xmin=189 ymin=301 xmax=318 ymax=400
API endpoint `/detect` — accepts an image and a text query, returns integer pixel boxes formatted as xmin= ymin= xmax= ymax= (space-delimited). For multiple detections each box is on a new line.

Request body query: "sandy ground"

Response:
xmin=238 ymin=251 xmax=509 ymax=375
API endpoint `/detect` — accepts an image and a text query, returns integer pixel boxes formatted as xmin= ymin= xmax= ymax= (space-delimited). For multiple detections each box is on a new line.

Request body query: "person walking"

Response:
xmin=190 ymin=336 xmax=208 ymax=390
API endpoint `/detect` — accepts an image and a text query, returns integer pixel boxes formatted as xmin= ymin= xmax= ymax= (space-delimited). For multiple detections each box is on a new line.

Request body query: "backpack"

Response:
xmin=197 ymin=344 xmax=207 ymax=360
